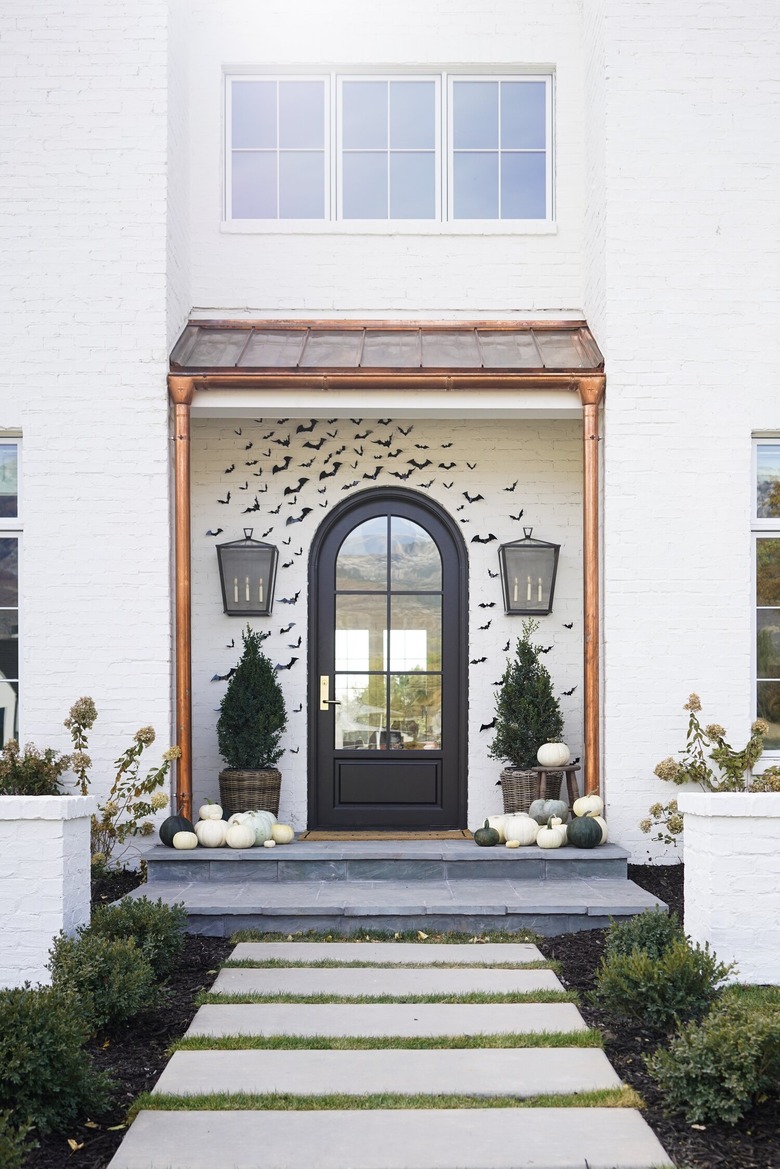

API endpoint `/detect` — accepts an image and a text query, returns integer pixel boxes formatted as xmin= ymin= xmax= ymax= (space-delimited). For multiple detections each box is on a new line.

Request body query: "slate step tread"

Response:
xmin=186 ymin=1001 xmax=587 ymax=1038
xmin=211 ymin=966 xmax=564 ymax=995
xmin=107 ymin=1108 xmax=673 ymax=1168
xmin=230 ymin=941 xmax=544 ymax=964
xmin=153 ymin=1047 xmax=622 ymax=1097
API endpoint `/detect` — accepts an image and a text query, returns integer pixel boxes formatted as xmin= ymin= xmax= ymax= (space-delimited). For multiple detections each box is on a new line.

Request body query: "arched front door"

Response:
xmin=309 ymin=489 xmax=467 ymax=830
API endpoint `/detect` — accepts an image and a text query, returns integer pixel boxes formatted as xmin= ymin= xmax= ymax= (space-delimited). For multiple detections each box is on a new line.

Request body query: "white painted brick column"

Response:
xmin=678 ymin=793 xmax=780 ymax=985
xmin=0 ymin=796 xmax=98 ymax=988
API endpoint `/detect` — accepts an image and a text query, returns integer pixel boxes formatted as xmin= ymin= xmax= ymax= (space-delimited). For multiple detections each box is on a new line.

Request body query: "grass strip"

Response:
xmin=173 ymin=1030 xmax=602 ymax=1052
xmin=221 ymin=958 xmax=559 ymax=973
xmin=130 ymin=1087 xmax=640 ymax=1119
xmin=230 ymin=928 xmax=542 ymax=945
xmin=197 ymin=990 xmax=575 ymax=1006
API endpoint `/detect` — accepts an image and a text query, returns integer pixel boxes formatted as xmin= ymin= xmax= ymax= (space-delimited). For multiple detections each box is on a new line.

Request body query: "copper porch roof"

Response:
xmin=170 ymin=320 xmax=603 ymax=385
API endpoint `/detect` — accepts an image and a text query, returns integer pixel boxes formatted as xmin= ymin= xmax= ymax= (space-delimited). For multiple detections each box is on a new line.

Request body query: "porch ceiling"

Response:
xmin=170 ymin=319 xmax=604 ymax=392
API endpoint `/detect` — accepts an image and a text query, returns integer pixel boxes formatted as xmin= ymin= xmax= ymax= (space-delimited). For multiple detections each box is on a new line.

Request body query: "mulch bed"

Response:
xmin=23 ymin=863 xmax=780 ymax=1169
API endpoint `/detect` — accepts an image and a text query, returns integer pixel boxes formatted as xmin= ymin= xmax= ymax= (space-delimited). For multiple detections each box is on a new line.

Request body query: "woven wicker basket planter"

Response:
xmin=218 ymin=768 xmax=281 ymax=818
xmin=499 ymin=769 xmax=540 ymax=815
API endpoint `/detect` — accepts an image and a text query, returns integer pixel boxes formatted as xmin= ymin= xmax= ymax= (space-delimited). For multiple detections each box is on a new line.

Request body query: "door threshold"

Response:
xmin=299 ymin=829 xmax=473 ymax=841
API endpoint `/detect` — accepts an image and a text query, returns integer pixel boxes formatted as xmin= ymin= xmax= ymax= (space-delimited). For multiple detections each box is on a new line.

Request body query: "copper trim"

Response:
xmin=187 ymin=372 xmax=581 ymax=392
xmin=168 ymin=375 xmax=194 ymax=819
xmin=578 ymin=375 xmax=606 ymax=797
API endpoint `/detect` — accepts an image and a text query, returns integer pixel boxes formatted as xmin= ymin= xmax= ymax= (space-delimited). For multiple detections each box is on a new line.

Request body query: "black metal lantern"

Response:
xmin=216 ymin=528 xmax=278 ymax=616
xmin=498 ymin=528 xmax=560 ymax=616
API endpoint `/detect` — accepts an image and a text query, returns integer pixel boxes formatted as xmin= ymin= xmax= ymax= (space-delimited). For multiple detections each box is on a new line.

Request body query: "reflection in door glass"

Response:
xmin=390 ymin=518 xmax=441 ymax=590
xmin=389 ymin=595 xmax=441 ymax=670
xmin=334 ymin=675 xmax=387 ymax=749
xmin=336 ymin=518 xmax=388 ymax=590
xmin=389 ymin=674 xmax=442 ymax=749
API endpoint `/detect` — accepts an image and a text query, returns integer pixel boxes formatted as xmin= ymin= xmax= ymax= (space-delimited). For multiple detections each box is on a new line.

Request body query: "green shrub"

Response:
xmin=0 ymin=985 xmax=111 ymax=1134
xmin=591 ymin=937 xmax=735 ymax=1030
xmin=90 ymin=896 xmax=187 ymax=979
xmin=48 ymin=931 xmax=157 ymax=1033
xmin=605 ymin=907 xmax=686 ymax=962
xmin=0 ymin=1110 xmax=33 ymax=1169
xmin=647 ymin=993 xmax=780 ymax=1123
xmin=0 ymin=740 xmax=71 ymax=796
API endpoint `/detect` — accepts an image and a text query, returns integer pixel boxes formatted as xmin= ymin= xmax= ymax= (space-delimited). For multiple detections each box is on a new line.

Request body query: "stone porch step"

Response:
xmin=229 ymin=940 xmax=544 ymax=963
xmin=209 ymin=965 xmax=564 ymax=995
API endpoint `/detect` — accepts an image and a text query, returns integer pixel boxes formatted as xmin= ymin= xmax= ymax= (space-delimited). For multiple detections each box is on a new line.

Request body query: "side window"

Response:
xmin=0 ymin=442 xmax=19 ymax=744
xmin=755 ymin=442 xmax=780 ymax=749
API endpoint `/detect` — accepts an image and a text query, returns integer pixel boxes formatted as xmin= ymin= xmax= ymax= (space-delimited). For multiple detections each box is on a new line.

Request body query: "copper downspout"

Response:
xmin=577 ymin=376 xmax=606 ymax=795
xmin=168 ymin=376 xmax=195 ymax=819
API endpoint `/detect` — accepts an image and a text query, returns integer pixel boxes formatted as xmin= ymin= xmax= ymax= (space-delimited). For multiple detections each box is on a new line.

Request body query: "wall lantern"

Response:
xmin=498 ymin=528 xmax=560 ymax=616
xmin=216 ymin=528 xmax=278 ymax=616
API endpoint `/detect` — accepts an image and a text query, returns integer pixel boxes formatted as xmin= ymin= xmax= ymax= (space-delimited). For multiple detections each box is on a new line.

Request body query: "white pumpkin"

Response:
xmin=263 ymin=838 xmax=277 ymax=848
xmin=249 ymin=811 xmax=275 ymax=845
xmin=573 ymin=794 xmax=604 ymax=818
xmin=271 ymin=823 xmax=295 ymax=844
xmin=486 ymin=814 xmax=511 ymax=843
xmin=252 ymin=808 xmax=277 ymax=824
xmin=504 ymin=815 xmax=539 ymax=846
xmin=198 ymin=800 xmax=224 ymax=820
xmin=536 ymin=816 xmax=567 ymax=849
xmin=505 ymin=839 xmax=520 ymax=850
xmin=590 ymin=814 xmax=608 ymax=844
xmin=536 ymin=742 xmax=571 ymax=768
xmin=195 ymin=819 xmax=227 ymax=848
xmin=225 ymin=821 xmax=255 ymax=849
xmin=172 ymin=830 xmax=198 ymax=850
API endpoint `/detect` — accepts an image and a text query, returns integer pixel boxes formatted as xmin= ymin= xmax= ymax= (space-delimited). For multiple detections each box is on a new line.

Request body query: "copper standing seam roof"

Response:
xmin=170 ymin=320 xmax=604 ymax=390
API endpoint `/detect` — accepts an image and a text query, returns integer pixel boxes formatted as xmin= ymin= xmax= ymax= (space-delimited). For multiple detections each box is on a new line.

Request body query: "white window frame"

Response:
xmin=752 ymin=438 xmax=780 ymax=758
xmin=0 ymin=437 xmax=21 ymax=746
xmin=223 ymin=68 xmax=555 ymax=234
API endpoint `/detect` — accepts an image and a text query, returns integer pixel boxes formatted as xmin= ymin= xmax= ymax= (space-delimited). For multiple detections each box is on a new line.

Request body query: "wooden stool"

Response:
xmin=532 ymin=765 xmax=581 ymax=813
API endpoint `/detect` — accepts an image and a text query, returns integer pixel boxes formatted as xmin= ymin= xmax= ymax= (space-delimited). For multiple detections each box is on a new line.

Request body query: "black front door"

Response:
xmin=309 ymin=489 xmax=467 ymax=829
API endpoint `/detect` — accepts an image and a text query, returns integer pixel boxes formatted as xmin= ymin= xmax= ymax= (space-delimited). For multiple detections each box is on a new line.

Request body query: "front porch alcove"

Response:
xmin=148 ymin=319 xmax=664 ymax=933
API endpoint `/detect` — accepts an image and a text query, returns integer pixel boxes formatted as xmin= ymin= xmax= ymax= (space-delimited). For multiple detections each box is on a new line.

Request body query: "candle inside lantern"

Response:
xmin=526 ymin=575 xmax=531 ymax=602
xmin=233 ymin=577 xmax=238 ymax=603
xmin=258 ymin=577 xmax=264 ymax=605
xmin=245 ymin=576 xmax=250 ymax=602
xmin=513 ymin=576 xmax=519 ymax=604
xmin=538 ymin=576 xmax=543 ymax=603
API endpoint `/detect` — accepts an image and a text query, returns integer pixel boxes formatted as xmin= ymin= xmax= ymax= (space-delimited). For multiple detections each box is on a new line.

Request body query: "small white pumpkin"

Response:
xmin=504 ymin=815 xmax=539 ymax=846
xmin=271 ymin=823 xmax=294 ymax=844
xmin=195 ymin=818 xmax=227 ymax=848
xmin=536 ymin=816 xmax=567 ymax=849
xmin=172 ymin=830 xmax=198 ymax=850
xmin=486 ymin=814 xmax=510 ymax=843
xmin=263 ymin=838 xmax=277 ymax=848
xmin=590 ymin=814 xmax=608 ymax=844
xmin=225 ymin=821 xmax=255 ymax=849
xmin=198 ymin=800 xmax=224 ymax=821
xmin=573 ymin=794 xmax=604 ymax=818
xmin=536 ymin=742 xmax=571 ymax=768
xmin=505 ymin=839 xmax=520 ymax=850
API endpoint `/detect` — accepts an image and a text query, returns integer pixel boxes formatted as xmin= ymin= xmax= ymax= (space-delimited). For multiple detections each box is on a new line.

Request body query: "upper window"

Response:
xmin=754 ymin=442 xmax=780 ymax=751
xmin=226 ymin=73 xmax=552 ymax=225
xmin=0 ymin=442 xmax=19 ymax=745
xmin=0 ymin=444 xmax=18 ymax=520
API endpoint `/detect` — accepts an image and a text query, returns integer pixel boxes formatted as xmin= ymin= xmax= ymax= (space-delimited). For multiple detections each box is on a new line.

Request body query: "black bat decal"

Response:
xmin=471 ymin=533 xmax=497 ymax=544
xmin=292 ymin=703 xmax=303 ymax=713
xmin=245 ymin=459 xmax=258 ymax=466
xmin=463 ymin=491 xmax=484 ymax=503
xmin=294 ymin=547 xmax=303 ymax=556
xmin=390 ymin=469 xmax=413 ymax=480
xmin=226 ymin=638 xmax=235 ymax=648
xmin=509 ymin=511 xmax=525 ymax=522
xmin=319 ymin=463 xmax=342 ymax=479
xmin=269 ymin=503 xmax=282 ymax=514
xmin=377 ymin=418 xmax=391 ymax=425
xmin=341 ymin=480 xmax=359 ymax=490
xmin=327 ymin=429 xmax=338 ymax=437
xmin=301 ymin=457 xmax=315 ymax=468
xmin=290 ymin=746 xmax=300 ymax=754
xmin=319 ymin=501 xmax=328 ymax=508
xmin=334 ymin=445 xmax=346 ymax=456
xmin=539 ymin=645 xmax=553 ymax=654
xmin=488 ymin=569 xmax=499 ymax=578
xmin=244 ymin=441 xmax=253 ymax=450
xmin=279 ymin=622 xmax=296 ymax=634
xmin=286 ymin=508 xmax=313 ymax=525
xmin=282 ymin=559 xmax=294 ymax=568
xmin=399 ymin=425 xmax=413 ymax=435
xmin=354 ymin=445 xmax=364 ymax=456
xmin=456 ymin=505 xmax=465 ymax=512
xmin=373 ymin=436 xmax=393 ymax=448
xmin=439 ymin=462 xmax=456 ymax=470
xmin=563 ymin=622 xmax=574 ymax=629
xmin=470 ymin=656 xmax=487 ymax=665
xmin=303 ymin=437 xmax=325 ymax=450
xmin=467 ymin=462 xmax=477 ymax=470
xmin=261 ymin=527 xmax=273 ymax=538
xmin=262 ymin=431 xmax=275 ymax=440
xmin=206 ymin=528 xmax=223 ymax=537
xmin=414 ymin=443 xmax=429 ymax=450
xmin=479 ymin=620 xmax=492 ymax=630
xmin=441 ymin=442 xmax=453 ymax=448
xmin=442 ymin=481 xmax=453 ymax=489
xmin=217 ymin=492 xmax=231 ymax=504
xmin=350 ymin=418 xmax=362 ymax=424
xmin=419 ymin=479 xmax=434 ymax=488
xmin=478 ymin=602 xmax=496 ymax=608
xmin=278 ymin=591 xmax=300 ymax=604
xmin=459 ymin=518 xmax=470 ymax=524
xmin=282 ymin=536 xmax=291 ymax=545
xmin=363 ymin=467 xmax=381 ymax=480
xmin=502 ymin=640 xmax=510 ymax=652
xmin=351 ymin=461 xmax=358 ymax=469
xmin=224 ymin=464 xmax=235 ymax=474
xmin=408 ymin=458 xmax=432 ymax=470
xmin=317 ymin=486 xmax=327 ymax=494
xmin=272 ymin=456 xmax=292 ymax=474
xmin=354 ymin=431 xmax=372 ymax=440
xmin=296 ymin=420 xmax=317 ymax=433
xmin=504 ymin=480 xmax=518 ymax=492
xmin=563 ymin=686 xmax=577 ymax=697
xmin=242 ymin=500 xmax=260 ymax=514
xmin=479 ymin=718 xmax=497 ymax=732
xmin=277 ymin=418 xmax=289 ymax=424
xmin=288 ymin=636 xmax=302 ymax=649
xmin=387 ymin=449 xmax=403 ymax=459
xmin=256 ymin=483 xmax=268 ymax=492
xmin=211 ymin=668 xmax=236 ymax=682
xmin=238 ymin=481 xmax=249 ymax=490
xmin=234 ymin=427 xmax=242 ymax=435
xmin=273 ymin=435 xmax=291 ymax=447
xmin=284 ymin=478 xmax=310 ymax=496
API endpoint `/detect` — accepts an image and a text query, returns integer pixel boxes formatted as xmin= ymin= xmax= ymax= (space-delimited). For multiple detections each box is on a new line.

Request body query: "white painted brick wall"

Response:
xmin=191 ymin=417 xmax=583 ymax=829
xmin=678 ymin=793 xmax=780 ymax=983
xmin=183 ymin=0 xmax=586 ymax=315
xmin=0 ymin=796 xmax=97 ymax=987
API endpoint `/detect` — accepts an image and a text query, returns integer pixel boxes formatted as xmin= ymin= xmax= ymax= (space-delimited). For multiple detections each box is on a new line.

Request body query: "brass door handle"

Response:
xmin=319 ymin=676 xmax=341 ymax=711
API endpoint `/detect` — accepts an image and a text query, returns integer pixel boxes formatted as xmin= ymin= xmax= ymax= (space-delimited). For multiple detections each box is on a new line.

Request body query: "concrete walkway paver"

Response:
xmin=229 ymin=941 xmax=544 ymax=963
xmin=210 ymin=965 xmax=564 ymax=996
xmin=153 ymin=1047 xmax=623 ymax=1097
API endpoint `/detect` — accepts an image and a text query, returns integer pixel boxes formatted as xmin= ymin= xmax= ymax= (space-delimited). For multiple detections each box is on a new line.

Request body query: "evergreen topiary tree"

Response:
xmin=217 ymin=626 xmax=287 ymax=770
xmin=488 ymin=619 xmax=564 ymax=770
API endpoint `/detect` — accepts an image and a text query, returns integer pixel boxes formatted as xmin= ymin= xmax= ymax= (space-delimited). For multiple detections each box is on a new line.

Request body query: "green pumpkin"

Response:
xmin=528 ymin=798 xmax=569 ymax=826
xmin=159 ymin=812 xmax=195 ymax=847
xmin=567 ymin=813 xmax=602 ymax=849
xmin=474 ymin=819 xmax=500 ymax=847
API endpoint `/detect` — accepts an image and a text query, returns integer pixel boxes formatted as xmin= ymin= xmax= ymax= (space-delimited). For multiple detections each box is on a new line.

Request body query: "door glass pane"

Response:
xmin=757 ymin=609 xmax=780 ymax=679
xmin=0 ymin=612 xmax=18 ymax=682
xmin=389 ymin=596 xmax=441 ymax=671
xmin=334 ymin=675 xmax=386 ymax=749
xmin=389 ymin=675 xmax=442 ymax=749
xmin=390 ymin=519 xmax=441 ymax=590
xmin=335 ymin=594 xmax=387 ymax=672
xmin=757 ymin=681 xmax=780 ymax=750
xmin=336 ymin=518 xmax=387 ymax=590
xmin=0 ymin=446 xmax=18 ymax=518
xmin=0 ymin=680 xmax=18 ymax=745
xmin=757 ymin=445 xmax=780 ymax=518
xmin=0 ymin=539 xmax=18 ymax=607
xmin=757 ymin=538 xmax=780 ymax=606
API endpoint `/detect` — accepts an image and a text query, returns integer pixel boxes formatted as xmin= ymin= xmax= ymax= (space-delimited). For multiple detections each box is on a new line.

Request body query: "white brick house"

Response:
xmin=2 ymin=0 xmax=779 ymax=862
